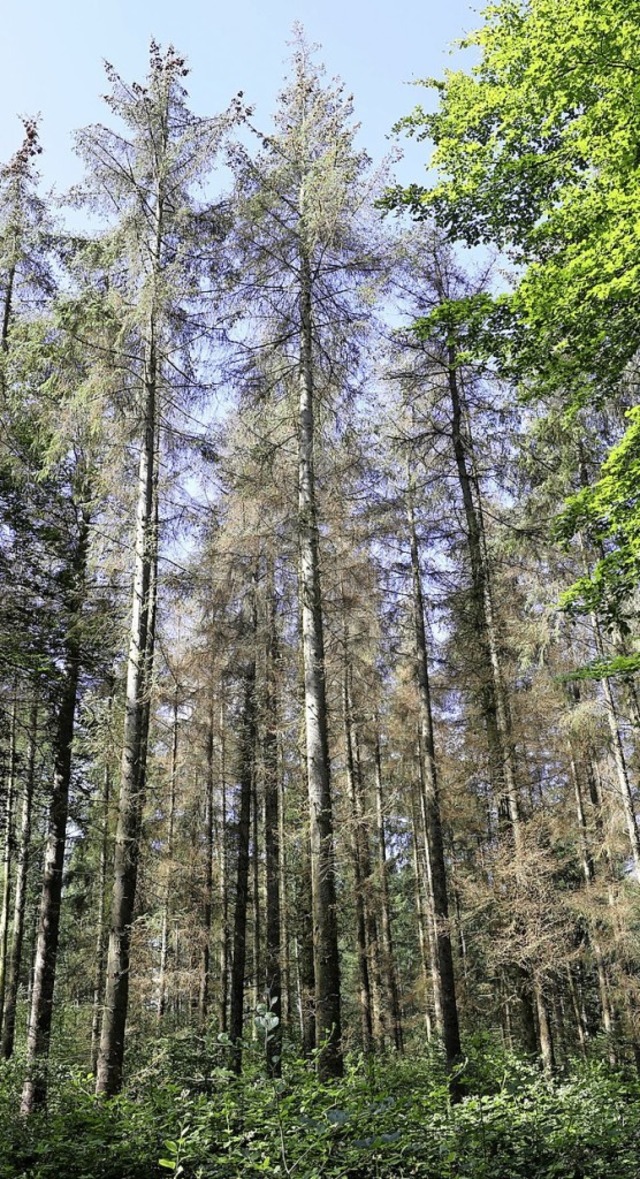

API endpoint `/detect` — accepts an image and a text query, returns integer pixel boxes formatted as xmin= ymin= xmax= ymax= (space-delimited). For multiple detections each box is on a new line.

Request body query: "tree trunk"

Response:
xmin=567 ymin=743 xmax=615 ymax=1044
xmin=263 ymin=559 xmax=282 ymax=1075
xmin=598 ymin=646 xmax=640 ymax=881
xmin=343 ymin=660 xmax=373 ymax=1053
xmin=229 ymin=650 xmax=256 ymax=1074
xmin=0 ymin=694 xmax=18 ymax=1035
xmin=158 ymin=688 xmax=179 ymax=1019
xmin=446 ymin=353 xmax=521 ymax=845
xmin=373 ymin=732 xmax=403 ymax=1051
xmin=21 ymin=516 xmax=89 ymax=1113
xmin=297 ymin=251 xmax=342 ymax=1079
xmin=407 ymin=486 xmax=462 ymax=1098
xmin=533 ymin=974 xmax=555 ymax=1074
xmin=2 ymin=695 xmax=37 ymax=1059
xmin=218 ymin=702 xmax=229 ymax=1034
xmin=251 ymin=765 xmax=261 ymax=1025
xmin=410 ymin=780 xmax=435 ymax=1040
xmin=296 ymin=849 xmax=316 ymax=1058
xmin=95 ymin=358 xmax=159 ymax=1096
xmin=278 ymin=737 xmax=291 ymax=1026
xmin=90 ymin=762 xmax=112 ymax=1074
xmin=199 ymin=708 xmax=215 ymax=1023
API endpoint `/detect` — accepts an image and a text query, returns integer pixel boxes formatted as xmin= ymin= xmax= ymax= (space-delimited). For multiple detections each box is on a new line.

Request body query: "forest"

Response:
xmin=1 ymin=1 xmax=640 ymax=1175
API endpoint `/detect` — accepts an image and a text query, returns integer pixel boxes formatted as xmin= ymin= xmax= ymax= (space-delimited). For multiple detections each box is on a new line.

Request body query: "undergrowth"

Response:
xmin=2 ymin=1034 xmax=640 ymax=1178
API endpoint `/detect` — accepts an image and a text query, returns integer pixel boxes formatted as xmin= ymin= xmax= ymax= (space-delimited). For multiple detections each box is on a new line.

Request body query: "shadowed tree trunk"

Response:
xmin=407 ymin=483 xmax=462 ymax=1100
xmin=343 ymin=659 xmax=373 ymax=1053
xmin=218 ymin=702 xmax=229 ymax=1034
xmin=158 ymin=686 xmax=179 ymax=1019
xmin=2 ymin=694 xmax=37 ymax=1059
xmin=296 ymin=847 xmax=316 ymax=1058
xmin=0 ymin=694 xmax=18 ymax=1035
xmin=21 ymin=512 xmax=90 ymax=1114
xmin=263 ymin=558 xmax=282 ymax=1075
xmin=199 ymin=707 xmax=215 ymax=1023
xmin=373 ymin=731 xmax=403 ymax=1051
xmin=444 ymin=342 xmax=545 ymax=1058
xmin=229 ymin=604 xmax=257 ymax=1074
xmin=95 ymin=394 xmax=159 ymax=1096
xmin=90 ymin=761 xmax=112 ymax=1074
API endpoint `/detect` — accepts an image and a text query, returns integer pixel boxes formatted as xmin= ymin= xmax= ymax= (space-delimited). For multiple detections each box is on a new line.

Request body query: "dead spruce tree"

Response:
xmin=70 ymin=42 xmax=244 ymax=1096
xmin=229 ymin=30 xmax=386 ymax=1078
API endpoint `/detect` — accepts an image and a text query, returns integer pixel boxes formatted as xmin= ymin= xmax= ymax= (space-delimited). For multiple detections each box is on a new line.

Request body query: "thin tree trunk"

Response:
xmin=251 ymin=766 xmax=261 ymax=1025
xmin=95 ymin=358 xmax=159 ymax=1096
xmin=443 ymin=347 xmax=552 ymax=1058
xmin=199 ymin=708 xmax=215 ymax=1022
xmin=0 ymin=262 xmax=16 ymax=388
xmin=407 ymin=484 xmax=462 ymax=1099
xmin=533 ymin=974 xmax=555 ymax=1074
xmin=410 ymin=782 xmax=435 ymax=1040
xmin=297 ymin=251 xmax=342 ymax=1079
xmin=566 ymin=967 xmax=588 ymax=1058
xmin=343 ymin=660 xmax=373 ymax=1054
xmin=158 ymin=687 xmax=179 ymax=1019
xmin=446 ymin=354 xmax=521 ymax=844
xmin=21 ymin=515 xmax=89 ymax=1113
xmin=598 ymin=642 xmax=640 ymax=880
xmin=0 ymin=694 xmax=18 ymax=1034
xmin=297 ymin=849 xmax=316 ymax=1058
xmin=90 ymin=762 xmax=112 ymax=1073
xmin=373 ymin=732 xmax=403 ymax=1051
xmin=567 ymin=744 xmax=615 ymax=1043
xmin=218 ymin=702 xmax=229 ymax=1034
xmin=229 ymin=648 xmax=256 ymax=1074
xmin=263 ymin=559 xmax=282 ymax=1075
xmin=278 ymin=737 xmax=291 ymax=1026
xmin=2 ymin=695 xmax=37 ymax=1059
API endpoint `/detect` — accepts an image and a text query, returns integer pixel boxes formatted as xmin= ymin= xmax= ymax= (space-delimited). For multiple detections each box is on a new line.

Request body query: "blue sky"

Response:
xmin=2 ymin=0 xmax=479 ymax=195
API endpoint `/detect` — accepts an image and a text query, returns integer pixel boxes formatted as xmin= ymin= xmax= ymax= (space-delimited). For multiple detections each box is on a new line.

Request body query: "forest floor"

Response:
xmin=1 ymin=1032 xmax=639 ymax=1178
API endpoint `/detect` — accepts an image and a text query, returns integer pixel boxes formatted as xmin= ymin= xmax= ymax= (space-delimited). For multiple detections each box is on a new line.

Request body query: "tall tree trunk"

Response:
xmin=278 ymin=737 xmax=291 ymax=1026
xmin=0 ymin=693 xmax=18 ymax=1034
xmin=95 ymin=351 xmax=159 ymax=1096
xmin=229 ymin=646 xmax=256 ymax=1074
xmin=296 ymin=847 xmax=316 ymax=1058
xmin=0 ymin=260 xmax=16 ymax=398
xmin=90 ymin=763 xmax=112 ymax=1074
xmin=595 ymin=632 xmax=640 ymax=880
xmin=446 ymin=353 xmax=521 ymax=844
xmin=444 ymin=347 xmax=552 ymax=1056
xmin=251 ymin=766 xmax=261 ymax=1025
xmin=373 ymin=732 xmax=403 ymax=1051
xmin=407 ymin=486 xmax=462 ymax=1098
xmin=297 ymin=251 xmax=342 ymax=1079
xmin=567 ymin=743 xmax=615 ymax=1044
xmin=2 ymin=695 xmax=37 ymax=1059
xmin=199 ymin=708 xmax=215 ymax=1023
xmin=343 ymin=660 xmax=373 ymax=1053
xmin=263 ymin=559 xmax=282 ymax=1075
xmin=21 ymin=515 xmax=89 ymax=1113
xmin=218 ymin=702 xmax=229 ymax=1034
xmin=410 ymin=773 xmax=436 ymax=1039
xmin=158 ymin=688 xmax=179 ymax=1019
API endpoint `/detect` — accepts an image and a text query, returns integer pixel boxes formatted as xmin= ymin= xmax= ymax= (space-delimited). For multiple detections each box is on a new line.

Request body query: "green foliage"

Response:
xmin=2 ymin=1041 xmax=640 ymax=1179
xmin=394 ymin=0 xmax=640 ymax=623
xmin=556 ymin=406 xmax=640 ymax=628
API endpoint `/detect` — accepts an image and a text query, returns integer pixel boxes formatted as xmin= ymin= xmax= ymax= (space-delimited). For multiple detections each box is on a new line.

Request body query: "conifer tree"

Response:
xmin=230 ymin=28 xmax=384 ymax=1078
xmin=70 ymin=42 xmax=243 ymax=1096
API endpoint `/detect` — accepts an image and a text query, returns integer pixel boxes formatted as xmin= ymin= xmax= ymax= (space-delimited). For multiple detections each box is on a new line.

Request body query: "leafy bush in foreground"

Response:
xmin=1 ymin=1038 xmax=640 ymax=1178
